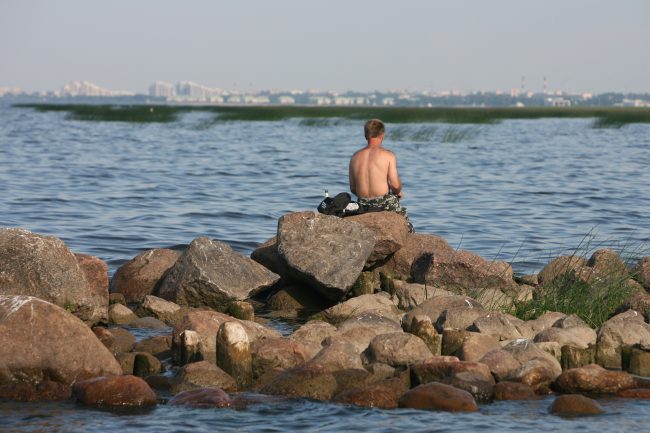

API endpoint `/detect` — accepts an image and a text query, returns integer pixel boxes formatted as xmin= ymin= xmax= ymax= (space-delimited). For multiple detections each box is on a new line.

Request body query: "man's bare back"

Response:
xmin=349 ymin=119 xmax=402 ymax=199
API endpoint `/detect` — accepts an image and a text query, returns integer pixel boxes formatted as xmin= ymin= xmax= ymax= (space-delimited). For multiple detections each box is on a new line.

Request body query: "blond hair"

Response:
xmin=364 ymin=119 xmax=385 ymax=140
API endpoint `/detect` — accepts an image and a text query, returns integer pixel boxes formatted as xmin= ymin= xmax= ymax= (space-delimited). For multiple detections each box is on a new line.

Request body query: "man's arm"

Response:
xmin=348 ymin=158 xmax=357 ymax=196
xmin=387 ymin=152 xmax=402 ymax=197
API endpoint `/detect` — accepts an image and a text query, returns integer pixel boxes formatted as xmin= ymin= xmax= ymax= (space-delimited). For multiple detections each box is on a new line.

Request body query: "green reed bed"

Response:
xmin=15 ymin=104 xmax=650 ymax=127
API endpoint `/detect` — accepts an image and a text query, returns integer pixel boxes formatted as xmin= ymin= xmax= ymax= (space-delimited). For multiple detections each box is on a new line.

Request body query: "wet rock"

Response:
xmin=105 ymin=327 xmax=136 ymax=354
xmin=260 ymin=363 xmax=338 ymax=400
xmin=456 ymin=333 xmax=501 ymax=362
xmin=133 ymin=335 xmax=172 ymax=360
xmin=633 ymin=257 xmax=650 ymax=290
xmin=135 ymin=295 xmax=184 ymax=327
xmin=172 ymin=309 xmax=280 ymax=364
xmin=617 ymin=388 xmax=650 ymax=398
xmin=471 ymin=312 xmax=523 ymax=341
xmin=345 ymin=211 xmax=409 ymax=265
xmin=173 ymin=330 xmax=203 ymax=365
xmin=251 ymin=337 xmax=311 ymax=381
xmin=108 ymin=303 xmax=138 ymax=325
xmin=554 ymin=364 xmax=636 ymax=394
xmin=398 ymin=382 xmax=478 ymax=412
xmin=403 ymin=295 xmax=484 ymax=333
xmin=410 ymin=358 xmax=493 ymax=387
xmin=74 ymin=253 xmax=109 ymax=302
xmin=157 ymin=237 xmax=279 ymax=310
xmin=0 ymin=296 xmax=122 ymax=393
xmin=493 ymin=381 xmax=537 ymax=401
xmin=277 ymin=211 xmax=376 ymax=301
xmin=411 ymin=249 xmax=515 ymax=291
xmin=0 ymin=381 xmax=72 ymax=402
xmin=171 ymin=361 xmax=237 ymax=394
xmin=111 ymin=248 xmax=180 ymax=303
xmin=333 ymin=378 xmax=407 ymax=409
xmin=362 ymin=332 xmax=432 ymax=367
xmin=319 ymin=293 xmax=401 ymax=325
xmin=116 ymin=352 xmax=161 ymax=377
xmin=168 ymin=387 xmax=230 ymax=408
xmin=378 ymin=233 xmax=454 ymax=280
xmin=596 ymin=310 xmax=650 ymax=369
xmin=216 ymin=321 xmax=252 ymax=390
xmin=0 ymin=228 xmax=107 ymax=324
xmin=226 ymin=300 xmax=255 ymax=321
xmin=549 ymin=394 xmax=604 ymax=416
xmin=510 ymin=359 xmax=557 ymax=393
xmin=73 ymin=375 xmax=157 ymax=407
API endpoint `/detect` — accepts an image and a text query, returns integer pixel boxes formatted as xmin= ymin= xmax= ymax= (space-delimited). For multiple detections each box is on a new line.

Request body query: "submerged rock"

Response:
xmin=73 ymin=375 xmax=157 ymax=408
xmin=168 ymin=387 xmax=230 ymax=408
xmin=0 ymin=228 xmax=107 ymax=324
xmin=158 ymin=237 xmax=279 ymax=310
xmin=549 ymin=394 xmax=604 ymax=416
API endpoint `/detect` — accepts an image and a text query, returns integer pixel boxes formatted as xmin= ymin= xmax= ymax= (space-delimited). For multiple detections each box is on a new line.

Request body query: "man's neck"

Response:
xmin=367 ymin=137 xmax=383 ymax=148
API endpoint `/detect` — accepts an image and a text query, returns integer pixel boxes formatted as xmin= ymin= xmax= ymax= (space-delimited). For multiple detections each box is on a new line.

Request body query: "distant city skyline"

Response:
xmin=2 ymin=1 xmax=649 ymax=94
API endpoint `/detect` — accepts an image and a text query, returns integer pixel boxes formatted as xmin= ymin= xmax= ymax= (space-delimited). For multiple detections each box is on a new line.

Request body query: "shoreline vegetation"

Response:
xmin=14 ymin=103 xmax=650 ymax=128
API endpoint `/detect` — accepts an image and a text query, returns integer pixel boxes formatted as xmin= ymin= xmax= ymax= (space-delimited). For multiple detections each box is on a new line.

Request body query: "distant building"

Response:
xmin=58 ymin=81 xmax=134 ymax=97
xmin=547 ymin=97 xmax=571 ymax=107
xmin=279 ymin=96 xmax=295 ymax=104
xmin=149 ymin=81 xmax=175 ymax=98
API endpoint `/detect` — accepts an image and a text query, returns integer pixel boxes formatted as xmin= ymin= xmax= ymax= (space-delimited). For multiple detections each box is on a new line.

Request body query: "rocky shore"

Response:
xmin=2 ymin=211 xmax=650 ymax=416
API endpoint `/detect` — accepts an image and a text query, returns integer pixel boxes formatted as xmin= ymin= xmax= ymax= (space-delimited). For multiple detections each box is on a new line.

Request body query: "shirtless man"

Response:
xmin=349 ymin=119 xmax=414 ymax=232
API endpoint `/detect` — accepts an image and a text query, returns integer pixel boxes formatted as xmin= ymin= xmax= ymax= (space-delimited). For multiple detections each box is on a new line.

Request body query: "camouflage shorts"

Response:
xmin=357 ymin=194 xmax=415 ymax=233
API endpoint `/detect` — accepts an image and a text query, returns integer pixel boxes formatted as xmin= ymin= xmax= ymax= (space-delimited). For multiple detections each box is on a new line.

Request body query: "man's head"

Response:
xmin=364 ymin=119 xmax=385 ymax=141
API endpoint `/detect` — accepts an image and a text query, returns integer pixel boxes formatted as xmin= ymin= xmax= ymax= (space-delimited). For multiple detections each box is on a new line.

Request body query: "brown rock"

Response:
xmin=378 ymin=233 xmax=454 ymax=280
xmin=250 ymin=236 xmax=292 ymax=283
xmin=267 ymin=284 xmax=332 ymax=316
xmin=345 ymin=211 xmax=409 ymax=265
xmin=251 ymin=337 xmax=311 ymax=380
xmin=549 ymin=394 xmax=604 ymax=416
xmin=111 ymin=248 xmax=180 ymax=303
xmin=157 ymin=237 xmax=279 ymax=310
xmin=472 ymin=312 xmax=523 ymax=341
xmin=277 ymin=211 xmax=376 ymax=301
xmin=135 ymin=295 xmax=184 ymax=327
xmin=73 ymin=375 xmax=157 ymax=407
xmin=74 ymin=253 xmax=109 ymax=302
xmin=0 ymin=381 xmax=72 ymax=402
xmin=168 ymin=387 xmax=230 ymax=408
xmin=109 ymin=327 xmax=137 ymax=354
xmin=108 ymin=303 xmax=138 ymax=325
xmin=436 ymin=306 xmax=489 ymax=333
xmin=412 ymin=248 xmax=515 ymax=291
xmin=628 ymin=347 xmax=650 ymax=377
xmin=515 ymin=312 xmax=567 ymax=340
xmin=172 ymin=361 xmax=237 ymax=393
xmin=216 ymin=321 xmax=252 ymax=390
xmin=309 ymin=338 xmax=364 ymax=371
xmin=409 ymin=315 xmax=442 ymax=356
xmin=227 ymin=301 xmax=255 ymax=321
xmin=0 ymin=296 xmax=122 ymax=392
xmin=554 ymin=364 xmax=636 ymax=394
xmin=534 ymin=327 xmax=594 ymax=349
xmin=391 ymin=280 xmax=453 ymax=311
xmin=537 ymin=256 xmax=587 ymax=285
xmin=333 ymin=378 xmax=407 ymax=409
xmin=617 ymin=388 xmax=650 ymax=398
xmin=493 ymin=381 xmax=537 ymax=401
xmin=441 ymin=329 xmax=474 ymax=356
xmin=596 ymin=310 xmax=650 ymax=369
xmin=456 ymin=333 xmax=501 ymax=362
xmin=410 ymin=358 xmax=493 ymax=387
xmin=480 ymin=349 xmax=521 ymax=382
xmin=561 ymin=344 xmax=596 ymax=370
xmin=260 ymin=363 xmax=338 ymax=400
xmin=289 ymin=320 xmax=337 ymax=356
xmin=633 ymin=257 xmax=650 ymax=290
xmin=109 ymin=293 xmax=126 ymax=305
xmin=320 ymin=293 xmax=400 ymax=325
xmin=133 ymin=335 xmax=172 ymax=360
xmin=398 ymin=382 xmax=478 ymax=412
xmin=403 ymin=295 xmax=484 ymax=333
xmin=363 ymin=332 xmax=432 ymax=367
xmin=587 ymin=249 xmax=627 ymax=276
xmin=0 ymin=228 xmax=107 ymax=324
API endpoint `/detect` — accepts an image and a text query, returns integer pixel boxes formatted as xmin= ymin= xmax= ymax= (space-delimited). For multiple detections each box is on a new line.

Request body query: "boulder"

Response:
xmin=92 ymin=326 xmax=136 ymax=355
xmin=226 ymin=301 xmax=255 ymax=321
xmin=0 ymin=381 xmax=72 ymax=402
xmin=74 ymin=253 xmax=109 ymax=301
xmin=129 ymin=316 xmax=168 ymax=329
xmin=157 ymin=237 xmax=279 ymax=310
xmin=480 ymin=350 xmax=522 ymax=382
xmin=471 ymin=312 xmax=523 ymax=341
xmin=319 ymin=293 xmax=401 ymax=324
xmin=628 ymin=348 xmax=650 ymax=377
xmin=362 ymin=332 xmax=432 ymax=367
xmin=73 ymin=375 xmax=157 ymax=407
xmin=289 ymin=320 xmax=337 ymax=356
xmin=378 ymin=233 xmax=454 ymax=279
xmin=515 ymin=312 xmax=567 ymax=340
xmin=411 ymin=248 xmax=515 ymax=291
xmin=171 ymin=361 xmax=237 ymax=394
xmin=110 ymin=248 xmax=180 ymax=303
xmin=133 ymin=335 xmax=172 ymax=360
xmin=441 ymin=329 xmax=474 ymax=356
xmin=168 ymin=387 xmax=231 ymax=408
xmin=587 ymin=249 xmax=627 ymax=277
xmin=0 ymin=228 xmax=107 ymax=324
xmin=472 ymin=288 xmax=516 ymax=312
xmin=349 ymin=271 xmax=380 ymax=297
xmin=109 ymin=293 xmax=126 ymax=305
xmin=549 ymin=394 xmax=604 ymax=416
xmin=534 ymin=327 xmax=595 ymax=349
xmin=259 ymin=363 xmax=338 ymax=400
xmin=172 ymin=309 xmax=281 ymax=364
xmin=333 ymin=312 xmax=403 ymax=353
xmin=116 ymin=352 xmax=161 ymax=377
xmin=108 ymin=303 xmax=138 ymax=325
xmin=633 ymin=257 xmax=650 ymax=290
xmin=398 ymin=382 xmax=478 ymax=412
xmin=250 ymin=236 xmax=293 ymax=283
xmin=501 ymin=339 xmax=562 ymax=378
xmin=391 ymin=280 xmax=453 ymax=310
xmin=409 ymin=315 xmax=442 ymax=356
xmin=216 ymin=322 xmax=252 ymax=390
xmin=308 ymin=339 xmax=364 ymax=371
xmin=618 ymin=388 xmax=650 ymax=399
xmin=456 ymin=333 xmax=501 ymax=362
xmin=410 ymin=357 xmax=494 ymax=388
xmin=493 ymin=381 xmax=537 ymax=401
xmin=267 ymin=284 xmax=332 ymax=317
xmin=554 ymin=364 xmax=636 ymax=394
xmin=537 ymin=256 xmax=587 ymax=286
xmin=333 ymin=378 xmax=407 ymax=409
xmin=276 ymin=211 xmax=376 ymax=301
xmin=509 ymin=359 xmax=557 ymax=393
xmin=135 ymin=295 xmax=184 ymax=327
xmin=345 ymin=211 xmax=409 ymax=265
xmin=596 ymin=310 xmax=650 ymax=369
xmin=403 ymin=295 xmax=484 ymax=332
xmin=0 ymin=296 xmax=122 ymax=394
xmin=436 ymin=306 xmax=489 ymax=333
xmin=561 ymin=344 xmax=596 ymax=370
xmin=251 ymin=337 xmax=311 ymax=381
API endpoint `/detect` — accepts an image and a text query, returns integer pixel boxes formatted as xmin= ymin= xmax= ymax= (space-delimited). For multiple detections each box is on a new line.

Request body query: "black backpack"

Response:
xmin=317 ymin=192 xmax=352 ymax=217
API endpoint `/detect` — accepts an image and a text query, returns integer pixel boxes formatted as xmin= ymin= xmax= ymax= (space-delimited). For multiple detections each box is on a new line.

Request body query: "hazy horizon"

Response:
xmin=2 ymin=0 xmax=649 ymax=94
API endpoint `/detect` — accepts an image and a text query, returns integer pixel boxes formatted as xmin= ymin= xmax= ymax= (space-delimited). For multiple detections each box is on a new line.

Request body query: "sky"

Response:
xmin=1 ymin=0 xmax=649 ymax=94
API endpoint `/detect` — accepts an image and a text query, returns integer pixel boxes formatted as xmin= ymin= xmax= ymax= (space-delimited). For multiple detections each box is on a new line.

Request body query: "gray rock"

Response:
xmin=0 ymin=228 xmax=107 ymax=324
xmin=108 ymin=303 xmax=138 ymax=325
xmin=277 ymin=212 xmax=376 ymax=301
xmin=157 ymin=237 xmax=279 ymax=310
xmin=135 ymin=295 xmax=183 ymax=326
xmin=471 ymin=312 xmax=523 ymax=341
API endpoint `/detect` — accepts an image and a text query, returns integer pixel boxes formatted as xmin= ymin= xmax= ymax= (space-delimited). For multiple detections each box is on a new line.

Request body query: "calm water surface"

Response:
xmin=1 ymin=105 xmax=650 ymax=432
